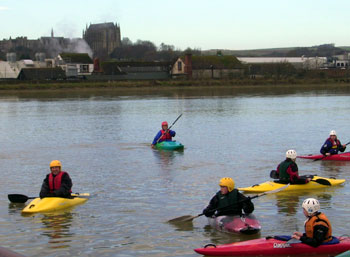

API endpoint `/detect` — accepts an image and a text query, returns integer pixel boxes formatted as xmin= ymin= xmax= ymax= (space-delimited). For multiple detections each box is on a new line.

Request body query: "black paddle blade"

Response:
xmin=270 ymin=170 xmax=278 ymax=179
xmin=168 ymin=215 xmax=194 ymax=223
xmin=8 ymin=194 xmax=29 ymax=203
xmin=311 ymin=179 xmax=331 ymax=186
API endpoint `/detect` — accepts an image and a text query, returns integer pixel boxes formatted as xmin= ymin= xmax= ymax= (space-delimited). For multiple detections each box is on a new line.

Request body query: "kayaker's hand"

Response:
xmin=325 ymin=153 xmax=330 ymax=156
xmin=342 ymin=144 xmax=346 ymax=148
xmin=292 ymin=232 xmax=302 ymax=240
xmin=203 ymin=208 xmax=215 ymax=217
xmin=151 ymin=144 xmax=155 ymax=149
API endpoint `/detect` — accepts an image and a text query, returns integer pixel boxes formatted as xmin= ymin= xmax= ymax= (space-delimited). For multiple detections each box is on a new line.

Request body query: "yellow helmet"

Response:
xmin=219 ymin=177 xmax=235 ymax=192
xmin=50 ymin=160 xmax=61 ymax=168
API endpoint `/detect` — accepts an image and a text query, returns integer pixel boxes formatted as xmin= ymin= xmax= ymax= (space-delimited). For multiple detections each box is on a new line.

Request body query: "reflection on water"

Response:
xmin=152 ymin=149 xmax=184 ymax=169
xmin=8 ymin=203 xmax=25 ymax=215
xmin=276 ymin=193 xmax=300 ymax=216
xmin=40 ymin=212 xmax=74 ymax=248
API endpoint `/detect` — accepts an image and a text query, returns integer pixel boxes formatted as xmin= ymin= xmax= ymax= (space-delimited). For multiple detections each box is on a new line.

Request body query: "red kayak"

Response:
xmin=208 ymin=214 xmax=261 ymax=235
xmin=194 ymin=236 xmax=350 ymax=256
xmin=298 ymin=152 xmax=350 ymax=161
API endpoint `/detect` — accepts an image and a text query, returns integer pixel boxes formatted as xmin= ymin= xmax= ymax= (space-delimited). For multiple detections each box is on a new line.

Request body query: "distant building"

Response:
xmin=83 ymin=22 xmax=121 ymax=59
xmin=172 ymin=54 xmax=244 ymax=79
xmin=56 ymin=53 xmax=94 ymax=78
xmin=237 ymin=57 xmax=328 ymax=69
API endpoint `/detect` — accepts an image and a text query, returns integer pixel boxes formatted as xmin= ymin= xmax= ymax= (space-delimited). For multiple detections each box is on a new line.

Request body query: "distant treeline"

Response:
xmin=0 ymin=39 xmax=348 ymax=62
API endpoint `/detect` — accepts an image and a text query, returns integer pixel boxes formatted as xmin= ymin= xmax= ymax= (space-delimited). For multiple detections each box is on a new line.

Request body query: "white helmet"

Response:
xmin=286 ymin=149 xmax=297 ymax=159
xmin=302 ymin=198 xmax=320 ymax=216
xmin=329 ymin=130 xmax=337 ymax=136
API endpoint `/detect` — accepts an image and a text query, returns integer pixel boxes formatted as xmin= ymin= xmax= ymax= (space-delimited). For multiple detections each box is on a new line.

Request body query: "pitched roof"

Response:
xmin=18 ymin=68 xmax=65 ymax=80
xmin=190 ymin=56 xmax=243 ymax=69
xmin=59 ymin=53 xmax=93 ymax=64
xmin=88 ymin=22 xmax=115 ymax=30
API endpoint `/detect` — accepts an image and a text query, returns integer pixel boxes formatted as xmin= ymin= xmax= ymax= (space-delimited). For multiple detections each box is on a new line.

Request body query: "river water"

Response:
xmin=0 ymin=85 xmax=350 ymax=257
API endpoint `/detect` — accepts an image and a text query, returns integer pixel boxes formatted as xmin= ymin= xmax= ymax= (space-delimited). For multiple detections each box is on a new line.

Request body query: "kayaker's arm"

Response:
xmin=299 ymin=225 xmax=329 ymax=247
xmin=238 ymin=193 xmax=254 ymax=214
xmin=202 ymin=195 xmax=219 ymax=217
xmin=39 ymin=176 xmax=50 ymax=198
xmin=339 ymin=140 xmax=346 ymax=152
xmin=152 ymin=131 xmax=162 ymax=146
xmin=320 ymin=140 xmax=331 ymax=155
xmin=169 ymin=130 xmax=176 ymax=137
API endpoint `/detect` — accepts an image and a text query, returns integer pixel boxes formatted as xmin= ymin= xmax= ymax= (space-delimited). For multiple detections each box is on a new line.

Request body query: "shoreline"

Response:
xmin=0 ymin=78 xmax=349 ymax=91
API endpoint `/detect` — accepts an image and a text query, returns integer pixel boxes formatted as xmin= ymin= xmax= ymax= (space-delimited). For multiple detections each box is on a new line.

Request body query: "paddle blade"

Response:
xmin=8 ymin=194 xmax=29 ymax=203
xmin=270 ymin=170 xmax=278 ymax=179
xmin=71 ymin=193 xmax=90 ymax=198
xmin=168 ymin=214 xmax=200 ymax=223
xmin=286 ymin=238 xmax=301 ymax=244
xmin=311 ymin=179 xmax=331 ymax=186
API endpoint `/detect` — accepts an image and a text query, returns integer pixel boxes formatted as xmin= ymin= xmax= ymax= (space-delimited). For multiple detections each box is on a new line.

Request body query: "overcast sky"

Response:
xmin=0 ymin=0 xmax=349 ymax=50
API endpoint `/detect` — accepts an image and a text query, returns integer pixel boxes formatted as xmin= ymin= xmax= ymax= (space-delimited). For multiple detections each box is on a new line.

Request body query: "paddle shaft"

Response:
xmin=8 ymin=193 xmax=89 ymax=203
xmin=155 ymin=114 xmax=182 ymax=144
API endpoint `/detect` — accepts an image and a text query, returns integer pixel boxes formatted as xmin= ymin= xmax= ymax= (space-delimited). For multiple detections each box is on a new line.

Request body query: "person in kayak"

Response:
xmin=320 ymin=130 xmax=346 ymax=156
xmin=292 ymin=198 xmax=333 ymax=247
xmin=275 ymin=149 xmax=311 ymax=184
xmin=151 ymin=121 xmax=176 ymax=148
xmin=40 ymin=160 xmax=73 ymax=198
xmin=202 ymin=177 xmax=254 ymax=217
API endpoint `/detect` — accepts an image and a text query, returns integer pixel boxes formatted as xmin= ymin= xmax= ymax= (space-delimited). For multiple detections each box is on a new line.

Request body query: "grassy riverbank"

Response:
xmin=0 ymin=77 xmax=350 ymax=90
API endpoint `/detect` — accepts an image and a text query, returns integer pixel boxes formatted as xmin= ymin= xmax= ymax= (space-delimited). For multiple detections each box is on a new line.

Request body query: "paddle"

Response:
xmin=286 ymin=238 xmax=301 ymax=244
xmin=270 ymin=171 xmax=331 ymax=186
xmin=155 ymin=113 xmax=182 ymax=145
xmin=313 ymin=140 xmax=350 ymax=162
xmin=168 ymin=184 xmax=290 ymax=223
xmin=8 ymin=193 xmax=90 ymax=203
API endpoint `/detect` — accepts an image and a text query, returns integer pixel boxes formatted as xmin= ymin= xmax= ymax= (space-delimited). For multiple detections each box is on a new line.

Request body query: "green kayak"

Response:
xmin=155 ymin=141 xmax=184 ymax=150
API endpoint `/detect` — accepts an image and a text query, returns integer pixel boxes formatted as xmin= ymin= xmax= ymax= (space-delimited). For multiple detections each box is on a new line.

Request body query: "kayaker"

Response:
xmin=292 ymin=198 xmax=333 ymax=247
xmin=151 ymin=121 xmax=176 ymax=148
xmin=40 ymin=160 xmax=73 ymax=198
xmin=202 ymin=177 xmax=254 ymax=217
xmin=320 ymin=130 xmax=346 ymax=156
xmin=275 ymin=150 xmax=311 ymax=184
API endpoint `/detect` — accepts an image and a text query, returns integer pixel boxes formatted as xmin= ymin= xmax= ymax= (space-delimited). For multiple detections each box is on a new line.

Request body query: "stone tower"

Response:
xmin=83 ymin=22 xmax=121 ymax=59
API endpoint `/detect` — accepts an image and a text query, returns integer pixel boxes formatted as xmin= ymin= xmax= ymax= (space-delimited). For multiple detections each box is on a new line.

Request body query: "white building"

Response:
xmin=237 ymin=56 xmax=328 ymax=69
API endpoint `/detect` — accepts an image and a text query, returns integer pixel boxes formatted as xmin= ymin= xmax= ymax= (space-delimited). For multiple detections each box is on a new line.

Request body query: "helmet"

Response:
xmin=286 ymin=149 xmax=297 ymax=159
xmin=50 ymin=160 xmax=61 ymax=168
xmin=161 ymin=121 xmax=168 ymax=127
xmin=329 ymin=130 xmax=337 ymax=136
xmin=219 ymin=177 xmax=235 ymax=192
xmin=302 ymin=198 xmax=320 ymax=216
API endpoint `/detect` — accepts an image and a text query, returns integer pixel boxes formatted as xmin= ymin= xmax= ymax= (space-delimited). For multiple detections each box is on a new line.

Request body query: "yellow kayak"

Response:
xmin=238 ymin=176 xmax=345 ymax=193
xmin=22 ymin=193 xmax=89 ymax=214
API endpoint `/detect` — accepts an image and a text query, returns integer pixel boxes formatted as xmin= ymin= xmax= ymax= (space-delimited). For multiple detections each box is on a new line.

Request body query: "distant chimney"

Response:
xmin=184 ymin=53 xmax=192 ymax=79
xmin=93 ymin=58 xmax=101 ymax=72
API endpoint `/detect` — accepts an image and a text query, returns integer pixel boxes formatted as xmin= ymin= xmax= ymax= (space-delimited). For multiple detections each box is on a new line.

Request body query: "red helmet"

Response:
xmin=161 ymin=121 xmax=168 ymax=127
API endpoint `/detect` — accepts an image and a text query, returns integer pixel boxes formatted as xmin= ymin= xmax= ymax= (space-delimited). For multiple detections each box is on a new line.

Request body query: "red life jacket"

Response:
xmin=328 ymin=137 xmax=340 ymax=150
xmin=49 ymin=171 xmax=71 ymax=193
xmin=160 ymin=129 xmax=172 ymax=141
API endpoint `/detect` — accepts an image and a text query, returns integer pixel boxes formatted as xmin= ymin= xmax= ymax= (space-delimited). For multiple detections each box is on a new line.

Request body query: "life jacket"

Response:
xmin=159 ymin=129 xmax=172 ymax=141
xmin=304 ymin=212 xmax=332 ymax=242
xmin=328 ymin=137 xmax=340 ymax=150
xmin=278 ymin=160 xmax=294 ymax=180
xmin=215 ymin=189 xmax=240 ymax=216
xmin=49 ymin=171 xmax=71 ymax=193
